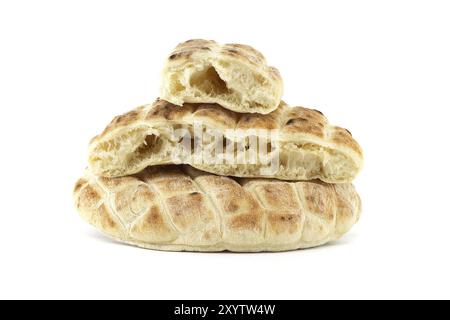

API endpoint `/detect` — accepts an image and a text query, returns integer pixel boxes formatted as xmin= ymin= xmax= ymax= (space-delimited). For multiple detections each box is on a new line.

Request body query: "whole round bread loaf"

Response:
xmin=74 ymin=165 xmax=361 ymax=252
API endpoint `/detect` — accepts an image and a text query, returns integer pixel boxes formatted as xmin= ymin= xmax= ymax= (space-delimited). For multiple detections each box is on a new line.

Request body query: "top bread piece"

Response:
xmin=160 ymin=39 xmax=283 ymax=114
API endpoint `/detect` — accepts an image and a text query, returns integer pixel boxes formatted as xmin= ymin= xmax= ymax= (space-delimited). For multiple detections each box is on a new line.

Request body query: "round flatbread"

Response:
xmin=74 ymin=165 xmax=361 ymax=252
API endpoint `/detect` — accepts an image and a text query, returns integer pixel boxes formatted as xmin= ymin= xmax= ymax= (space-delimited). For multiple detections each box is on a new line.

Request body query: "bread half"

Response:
xmin=74 ymin=165 xmax=361 ymax=252
xmin=160 ymin=39 xmax=283 ymax=114
xmin=88 ymin=99 xmax=363 ymax=183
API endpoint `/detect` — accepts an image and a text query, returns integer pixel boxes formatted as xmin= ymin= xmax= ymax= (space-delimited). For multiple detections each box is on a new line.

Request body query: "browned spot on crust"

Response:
xmin=146 ymin=100 xmax=195 ymax=121
xmin=134 ymin=185 xmax=155 ymax=201
xmin=226 ymin=48 xmax=239 ymax=54
xmin=332 ymin=127 xmax=362 ymax=155
xmin=282 ymin=107 xmax=328 ymax=138
xmin=193 ymin=105 xmax=238 ymax=127
xmin=312 ymin=109 xmax=324 ymax=115
xmin=169 ymin=50 xmax=194 ymax=60
xmin=333 ymin=184 xmax=360 ymax=231
xmin=280 ymin=215 xmax=294 ymax=222
xmin=229 ymin=212 xmax=263 ymax=232
xmin=146 ymin=206 xmax=163 ymax=225
xmin=98 ymin=176 xmax=138 ymax=188
xmin=116 ymin=110 xmax=140 ymax=124
xmin=152 ymin=177 xmax=197 ymax=195
xmin=107 ymin=109 xmax=141 ymax=130
xmin=284 ymin=118 xmax=324 ymax=138
xmin=256 ymin=183 xmax=300 ymax=210
xmin=169 ymin=41 xmax=214 ymax=60
xmin=237 ymin=113 xmax=279 ymax=130
xmin=286 ymin=117 xmax=307 ymax=125
xmin=268 ymin=66 xmax=281 ymax=80
xmin=267 ymin=213 xmax=301 ymax=235
xmin=165 ymin=193 xmax=215 ymax=231
xmin=203 ymin=231 xmax=212 ymax=241
xmin=225 ymin=43 xmax=266 ymax=62
xmin=198 ymin=175 xmax=260 ymax=215
xmin=334 ymin=191 xmax=353 ymax=221
xmin=98 ymin=204 xmax=117 ymax=229
xmin=199 ymin=176 xmax=260 ymax=216
xmin=129 ymin=204 xmax=177 ymax=242
xmin=79 ymin=184 xmax=101 ymax=208
xmin=73 ymin=179 xmax=87 ymax=193
xmin=221 ymin=49 xmax=255 ymax=64
xmin=225 ymin=201 xmax=240 ymax=213
xmin=289 ymin=107 xmax=325 ymax=121
xmin=302 ymin=183 xmax=335 ymax=222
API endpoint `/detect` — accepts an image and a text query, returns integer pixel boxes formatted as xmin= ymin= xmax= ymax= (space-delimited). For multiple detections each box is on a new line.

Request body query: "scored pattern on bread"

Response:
xmin=74 ymin=165 xmax=361 ymax=252
xmin=88 ymin=99 xmax=363 ymax=183
xmin=160 ymin=39 xmax=283 ymax=114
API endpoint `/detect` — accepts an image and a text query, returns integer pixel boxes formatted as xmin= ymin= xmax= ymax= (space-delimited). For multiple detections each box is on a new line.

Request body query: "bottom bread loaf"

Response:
xmin=73 ymin=165 xmax=361 ymax=252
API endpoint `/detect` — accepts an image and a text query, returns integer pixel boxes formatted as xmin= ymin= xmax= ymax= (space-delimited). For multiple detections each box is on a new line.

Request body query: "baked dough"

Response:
xmin=88 ymin=99 xmax=363 ymax=183
xmin=74 ymin=165 xmax=361 ymax=252
xmin=160 ymin=39 xmax=283 ymax=114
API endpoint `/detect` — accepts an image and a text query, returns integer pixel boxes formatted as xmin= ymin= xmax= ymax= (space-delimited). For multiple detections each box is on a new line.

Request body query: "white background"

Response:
xmin=1 ymin=0 xmax=449 ymax=300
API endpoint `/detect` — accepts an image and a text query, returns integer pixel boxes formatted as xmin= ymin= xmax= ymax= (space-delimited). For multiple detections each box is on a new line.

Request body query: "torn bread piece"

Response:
xmin=88 ymin=99 xmax=363 ymax=183
xmin=74 ymin=165 xmax=361 ymax=252
xmin=160 ymin=39 xmax=283 ymax=114
xmin=88 ymin=100 xmax=363 ymax=183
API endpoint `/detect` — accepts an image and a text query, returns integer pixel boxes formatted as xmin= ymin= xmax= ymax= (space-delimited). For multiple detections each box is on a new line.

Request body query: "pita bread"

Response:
xmin=160 ymin=39 xmax=283 ymax=114
xmin=74 ymin=165 xmax=361 ymax=252
xmin=88 ymin=99 xmax=363 ymax=183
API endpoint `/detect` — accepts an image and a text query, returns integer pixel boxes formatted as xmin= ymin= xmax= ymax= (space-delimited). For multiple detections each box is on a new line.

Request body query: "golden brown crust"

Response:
xmin=169 ymin=39 xmax=269 ymax=69
xmin=74 ymin=166 xmax=361 ymax=252
xmin=283 ymin=107 xmax=327 ymax=139
xmin=332 ymin=127 xmax=362 ymax=155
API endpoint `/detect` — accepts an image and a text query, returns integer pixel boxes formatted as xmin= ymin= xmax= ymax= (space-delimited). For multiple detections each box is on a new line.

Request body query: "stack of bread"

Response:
xmin=73 ymin=40 xmax=363 ymax=252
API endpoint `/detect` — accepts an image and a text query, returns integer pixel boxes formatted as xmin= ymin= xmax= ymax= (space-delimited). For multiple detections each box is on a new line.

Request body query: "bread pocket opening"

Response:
xmin=170 ymin=76 xmax=186 ymax=94
xmin=189 ymin=66 xmax=231 ymax=95
xmin=134 ymin=134 xmax=163 ymax=160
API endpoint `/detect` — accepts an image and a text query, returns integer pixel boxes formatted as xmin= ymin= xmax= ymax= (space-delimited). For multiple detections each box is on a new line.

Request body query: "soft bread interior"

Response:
xmin=89 ymin=124 xmax=359 ymax=183
xmin=163 ymin=61 xmax=280 ymax=114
